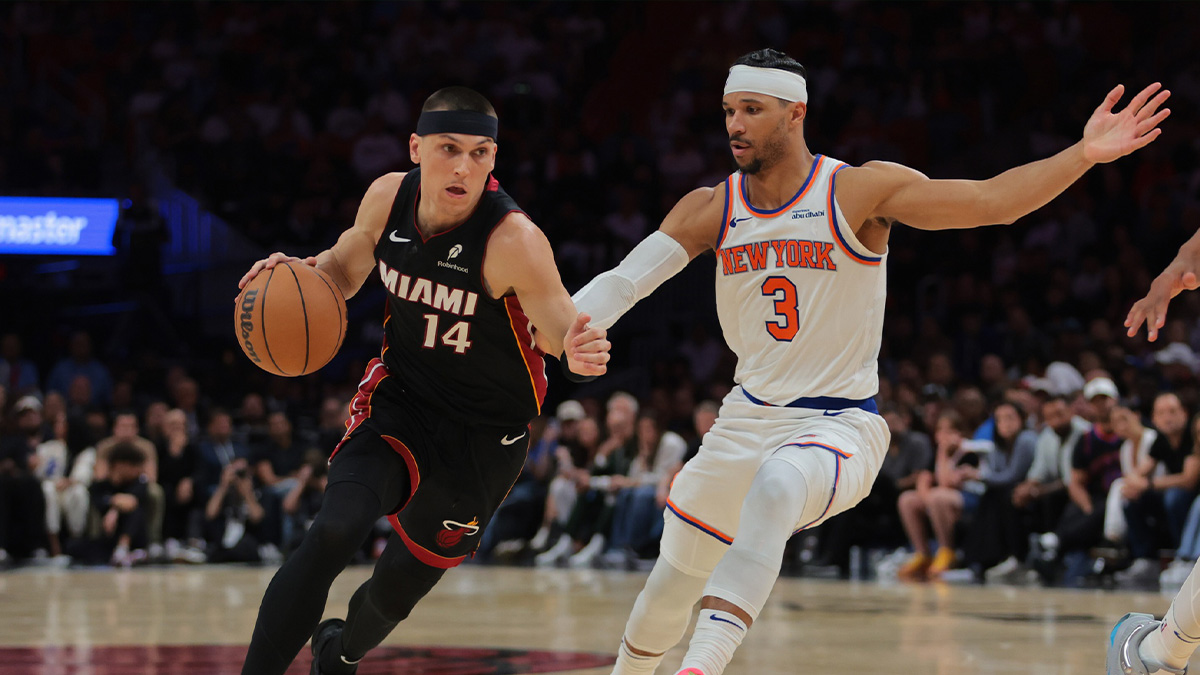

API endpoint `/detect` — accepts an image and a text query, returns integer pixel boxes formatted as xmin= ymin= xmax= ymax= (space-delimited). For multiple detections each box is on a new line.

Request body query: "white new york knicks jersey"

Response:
xmin=714 ymin=154 xmax=886 ymax=402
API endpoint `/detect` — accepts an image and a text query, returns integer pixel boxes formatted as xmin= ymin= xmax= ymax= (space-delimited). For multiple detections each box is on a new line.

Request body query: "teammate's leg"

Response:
xmin=611 ymin=513 xmax=727 ymax=675
xmin=241 ymin=433 xmax=410 ymax=675
xmin=675 ymin=455 xmax=823 ymax=675
xmin=1108 ymin=556 xmax=1200 ymax=674
xmin=314 ymin=532 xmax=446 ymax=674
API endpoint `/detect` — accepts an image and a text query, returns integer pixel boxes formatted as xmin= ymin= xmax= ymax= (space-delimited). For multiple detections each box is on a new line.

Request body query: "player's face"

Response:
xmin=411 ymin=133 xmax=498 ymax=214
xmin=722 ymin=94 xmax=801 ymax=175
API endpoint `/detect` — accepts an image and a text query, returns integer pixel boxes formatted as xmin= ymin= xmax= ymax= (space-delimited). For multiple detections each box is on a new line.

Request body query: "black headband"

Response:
xmin=415 ymin=110 xmax=498 ymax=140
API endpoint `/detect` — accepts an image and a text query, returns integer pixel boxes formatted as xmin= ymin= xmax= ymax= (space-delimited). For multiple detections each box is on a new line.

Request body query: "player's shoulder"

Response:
xmin=490 ymin=211 xmax=547 ymax=252
xmin=366 ymin=171 xmax=407 ymax=198
xmin=838 ymin=161 xmax=927 ymax=186
xmin=671 ymin=181 xmax=728 ymax=222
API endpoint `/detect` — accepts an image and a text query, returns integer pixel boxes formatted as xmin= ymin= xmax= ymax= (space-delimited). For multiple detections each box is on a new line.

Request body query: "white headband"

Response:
xmin=723 ymin=64 xmax=808 ymax=104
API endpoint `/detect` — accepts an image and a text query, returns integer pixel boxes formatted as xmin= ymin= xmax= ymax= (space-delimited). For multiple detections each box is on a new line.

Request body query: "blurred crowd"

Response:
xmin=4 ymin=1 xmax=1200 ymax=588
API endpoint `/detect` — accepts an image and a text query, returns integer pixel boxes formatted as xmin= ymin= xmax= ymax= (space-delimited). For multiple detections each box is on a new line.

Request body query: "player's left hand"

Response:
xmin=1126 ymin=259 xmax=1200 ymax=341
xmin=1081 ymin=82 xmax=1170 ymax=163
xmin=565 ymin=313 xmax=609 ymax=377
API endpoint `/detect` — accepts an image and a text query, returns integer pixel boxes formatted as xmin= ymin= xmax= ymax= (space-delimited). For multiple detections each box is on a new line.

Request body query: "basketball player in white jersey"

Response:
xmin=1108 ymin=233 xmax=1200 ymax=674
xmin=569 ymin=48 xmax=1170 ymax=675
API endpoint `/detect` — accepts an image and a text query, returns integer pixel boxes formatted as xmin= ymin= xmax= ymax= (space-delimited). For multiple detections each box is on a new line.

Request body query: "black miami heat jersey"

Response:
xmin=371 ymin=168 xmax=547 ymax=427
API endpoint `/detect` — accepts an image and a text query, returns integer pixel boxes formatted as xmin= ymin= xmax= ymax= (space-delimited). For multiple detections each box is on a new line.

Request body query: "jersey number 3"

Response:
xmin=761 ymin=277 xmax=799 ymax=341
xmin=421 ymin=314 xmax=472 ymax=354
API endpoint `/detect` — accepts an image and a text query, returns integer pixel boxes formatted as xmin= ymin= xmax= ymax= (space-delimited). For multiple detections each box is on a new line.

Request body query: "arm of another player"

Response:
xmin=236 ymin=172 xmax=404 ymax=299
xmin=1126 ymin=228 xmax=1200 ymax=341
xmin=837 ymin=83 xmax=1170 ymax=231
xmin=485 ymin=213 xmax=609 ymax=377
xmin=571 ymin=185 xmax=723 ymax=330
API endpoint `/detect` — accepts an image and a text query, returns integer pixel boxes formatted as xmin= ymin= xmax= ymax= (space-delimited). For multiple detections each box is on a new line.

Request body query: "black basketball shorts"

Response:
xmin=327 ymin=361 xmax=529 ymax=569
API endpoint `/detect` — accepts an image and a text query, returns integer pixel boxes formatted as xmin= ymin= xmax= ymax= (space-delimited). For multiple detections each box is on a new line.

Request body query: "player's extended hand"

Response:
xmin=1126 ymin=258 xmax=1200 ymax=341
xmin=236 ymin=252 xmax=318 ymax=292
xmin=564 ymin=313 xmax=610 ymax=377
xmin=1081 ymin=83 xmax=1170 ymax=164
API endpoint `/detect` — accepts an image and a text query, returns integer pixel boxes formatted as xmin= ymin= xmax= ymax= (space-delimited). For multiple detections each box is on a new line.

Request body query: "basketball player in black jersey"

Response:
xmin=235 ymin=87 xmax=610 ymax=675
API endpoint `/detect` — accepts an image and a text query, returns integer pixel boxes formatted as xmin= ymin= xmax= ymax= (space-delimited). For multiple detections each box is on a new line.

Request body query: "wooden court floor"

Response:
xmin=0 ymin=563 xmax=1195 ymax=674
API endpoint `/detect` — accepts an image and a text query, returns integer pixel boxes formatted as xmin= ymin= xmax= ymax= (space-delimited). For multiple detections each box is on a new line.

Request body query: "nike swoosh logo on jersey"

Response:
xmin=389 ymin=231 xmax=411 ymax=243
xmin=822 ymin=410 xmax=846 ymax=417
xmin=728 ymin=216 xmax=752 ymax=227
xmin=500 ymin=432 xmax=527 ymax=445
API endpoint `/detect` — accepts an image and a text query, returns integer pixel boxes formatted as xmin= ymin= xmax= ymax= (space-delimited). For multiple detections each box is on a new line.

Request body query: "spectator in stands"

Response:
xmin=530 ymin=400 xmax=592 ymax=553
xmin=0 ymin=333 xmax=39 ymax=396
xmin=315 ymin=396 xmax=348 ymax=451
xmin=142 ymin=401 xmax=170 ymax=448
xmin=897 ymin=410 xmax=979 ymax=580
xmin=252 ymin=411 xmax=303 ymax=492
xmin=1103 ymin=406 xmax=1157 ymax=551
xmin=602 ymin=410 xmax=687 ymax=568
xmin=156 ymin=409 xmax=204 ymax=562
xmin=1034 ymin=377 xmax=1124 ymax=584
xmin=280 ymin=451 xmax=327 ymax=553
xmin=95 ymin=410 xmax=164 ymax=559
xmin=89 ymin=442 xmax=150 ymax=566
xmin=963 ymin=402 xmax=1038 ymax=580
xmin=195 ymin=409 xmax=251 ymax=499
xmin=1117 ymin=392 xmax=1199 ymax=585
xmin=1014 ymin=395 xmax=1086 ymax=539
xmin=817 ymin=403 xmax=931 ymax=576
xmin=46 ymin=332 xmax=113 ymax=406
xmin=236 ymin=393 xmax=270 ymax=450
xmin=203 ymin=458 xmax=266 ymax=563
xmin=538 ymin=393 xmax=637 ymax=567
xmin=34 ymin=411 xmax=72 ymax=562
xmin=0 ymin=396 xmax=49 ymax=564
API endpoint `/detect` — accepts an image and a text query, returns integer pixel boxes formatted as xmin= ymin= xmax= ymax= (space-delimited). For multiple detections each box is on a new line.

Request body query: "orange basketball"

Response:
xmin=234 ymin=260 xmax=347 ymax=377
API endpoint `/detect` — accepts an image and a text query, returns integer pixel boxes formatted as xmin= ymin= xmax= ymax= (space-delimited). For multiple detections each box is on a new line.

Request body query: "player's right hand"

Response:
xmin=237 ymin=252 xmax=318 ymax=291
xmin=565 ymin=313 xmax=610 ymax=377
xmin=1125 ymin=260 xmax=1200 ymax=341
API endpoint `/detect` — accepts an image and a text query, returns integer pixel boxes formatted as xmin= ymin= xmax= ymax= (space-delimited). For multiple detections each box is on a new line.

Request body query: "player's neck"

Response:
xmin=416 ymin=195 xmax=478 ymax=236
xmin=743 ymin=146 xmax=817 ymax=211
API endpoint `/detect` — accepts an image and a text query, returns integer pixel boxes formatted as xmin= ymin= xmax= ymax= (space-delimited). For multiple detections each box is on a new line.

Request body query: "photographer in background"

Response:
xmin=203 ymin=458 xmax=266 ymax=563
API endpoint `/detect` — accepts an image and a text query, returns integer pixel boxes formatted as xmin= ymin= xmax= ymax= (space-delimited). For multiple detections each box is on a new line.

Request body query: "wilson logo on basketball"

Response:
xmin=238 ymin=289 xmax=262 ymax=363
xmin=436 ymin=517 xmax=480 ymax=549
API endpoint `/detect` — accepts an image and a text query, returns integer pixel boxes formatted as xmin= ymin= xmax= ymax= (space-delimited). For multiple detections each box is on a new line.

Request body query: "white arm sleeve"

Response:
xmin=572 ymin=230 xmax=690 ymax=330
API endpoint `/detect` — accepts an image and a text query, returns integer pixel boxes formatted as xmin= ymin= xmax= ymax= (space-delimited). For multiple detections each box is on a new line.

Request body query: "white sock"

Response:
xmin=1141 ymin=558 xmax=1200 ymax=671
xmin=612 ymin=638 xmax=662 ymax=675
xmin=677 ymin=610 xmax=747 ymax=675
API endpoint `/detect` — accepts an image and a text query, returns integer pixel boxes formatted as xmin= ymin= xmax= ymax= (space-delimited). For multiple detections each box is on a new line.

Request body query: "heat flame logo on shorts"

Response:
xmin=436 ymin=517 xmax=480 ymax=549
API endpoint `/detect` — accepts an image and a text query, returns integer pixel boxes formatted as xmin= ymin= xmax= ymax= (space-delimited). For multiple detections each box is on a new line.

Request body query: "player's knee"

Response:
xmin=745 ymin=461 xmax=807 ymax=522
xmin=306 ymin=515 xmax=369 ymax=556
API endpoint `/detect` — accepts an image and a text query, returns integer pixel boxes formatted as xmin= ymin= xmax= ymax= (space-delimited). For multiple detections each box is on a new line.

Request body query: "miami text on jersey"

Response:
xmin=378 ymin=259 xmax=479 ymax=316
xmin=718 ymin=239 xmax=837 ymax=276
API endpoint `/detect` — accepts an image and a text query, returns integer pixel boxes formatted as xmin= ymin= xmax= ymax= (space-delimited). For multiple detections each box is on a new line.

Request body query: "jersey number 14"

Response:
xmin=421 ymin=314 xmax=472 ymax=353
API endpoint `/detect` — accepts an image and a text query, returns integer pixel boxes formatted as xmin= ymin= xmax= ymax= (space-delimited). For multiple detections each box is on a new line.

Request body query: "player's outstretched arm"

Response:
xmin=485 ymin=213 xmax=610 ymax=377
xmin=236 ymin=172 xmax=403 ymax=299
xmin=841 ymin=83 xmax=1170 ymax=231
xmin=1126 ymin=228 xmax=1200 ymax=341
xmin=571 ymin=186 xmax=722 ymax=330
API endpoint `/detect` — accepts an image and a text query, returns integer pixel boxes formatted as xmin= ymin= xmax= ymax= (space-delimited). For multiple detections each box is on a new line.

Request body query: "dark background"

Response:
xmin=3 ymin=1 xmax=1199 ymax=429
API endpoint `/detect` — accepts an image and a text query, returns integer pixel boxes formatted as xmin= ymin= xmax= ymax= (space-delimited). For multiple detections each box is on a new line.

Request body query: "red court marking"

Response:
xmin=0 ymin=644 xmax=616 ymax=674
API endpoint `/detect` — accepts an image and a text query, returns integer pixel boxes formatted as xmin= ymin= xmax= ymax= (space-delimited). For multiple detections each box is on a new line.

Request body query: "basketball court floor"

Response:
xmin=0 ymin=563 xmax=1192 ymax=674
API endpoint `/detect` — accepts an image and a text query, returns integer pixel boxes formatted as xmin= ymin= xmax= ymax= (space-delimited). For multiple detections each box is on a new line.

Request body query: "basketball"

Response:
xmin=234 ymin=260 xmax=346 ymax=377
